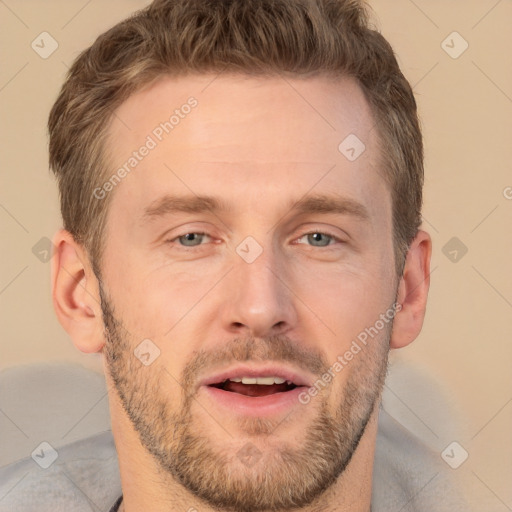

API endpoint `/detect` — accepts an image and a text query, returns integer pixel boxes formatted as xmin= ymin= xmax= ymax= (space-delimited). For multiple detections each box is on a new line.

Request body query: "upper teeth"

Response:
xmin=229 ymin=376 xmax=289 ymax=385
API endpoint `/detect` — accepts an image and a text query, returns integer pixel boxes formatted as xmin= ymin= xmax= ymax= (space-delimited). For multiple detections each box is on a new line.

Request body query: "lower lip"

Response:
xmin=200 ymin=385 xmax=307 ymax=417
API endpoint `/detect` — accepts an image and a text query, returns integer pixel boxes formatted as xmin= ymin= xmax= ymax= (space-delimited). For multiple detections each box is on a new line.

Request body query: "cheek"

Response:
xmin=291 ymin=261 xmax=392 ymax=337
xmin=103 ymin=241 xmax=209 ymax=332
xmin=102 ymin=264 xmax=220 ymax=382
xmin=290 ymin=262 xmax=395 ymax=404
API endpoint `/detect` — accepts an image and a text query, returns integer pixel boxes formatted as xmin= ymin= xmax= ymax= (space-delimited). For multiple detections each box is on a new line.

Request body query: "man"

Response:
xmin=0 ymin=0 xmax=469 ymax=511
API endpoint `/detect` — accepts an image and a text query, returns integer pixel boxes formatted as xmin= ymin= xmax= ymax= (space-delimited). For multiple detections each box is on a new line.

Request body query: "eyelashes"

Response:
xmin=165 ymin=230 xmax=345 ymax=251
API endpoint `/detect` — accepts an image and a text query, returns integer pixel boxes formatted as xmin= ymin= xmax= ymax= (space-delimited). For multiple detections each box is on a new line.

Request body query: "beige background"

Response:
xmin=1 ymin=0 xmax=511 ymax=509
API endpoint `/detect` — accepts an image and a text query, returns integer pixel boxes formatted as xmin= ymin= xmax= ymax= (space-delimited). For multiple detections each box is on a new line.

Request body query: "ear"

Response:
xmin=390 ymin=229 xmax=432 ymax=349
xmin=51 ymin=229 xmax=105 ymax=353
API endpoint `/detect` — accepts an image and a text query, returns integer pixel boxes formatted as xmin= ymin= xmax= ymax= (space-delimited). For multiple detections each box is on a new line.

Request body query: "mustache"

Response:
xmin=98 ymin=282 xmax=329 ymax=388
xmin=180 ymin=334 xmax=329 ymax=389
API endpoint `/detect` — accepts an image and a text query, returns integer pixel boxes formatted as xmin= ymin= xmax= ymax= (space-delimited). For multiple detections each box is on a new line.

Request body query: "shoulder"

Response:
xmin=0 ymin=430 xmax=121 ymax=512
xmin=373 ymin=406 xmax=471 ymax=512
xmin=0 ymin=363 xmax=121 ymax=512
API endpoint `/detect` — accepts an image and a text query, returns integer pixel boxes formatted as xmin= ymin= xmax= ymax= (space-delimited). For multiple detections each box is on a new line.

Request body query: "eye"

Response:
xmin=170 ymin=232 xmax=212 ymax=247
xmin=295 ymin=231 xmax=341 ymax=247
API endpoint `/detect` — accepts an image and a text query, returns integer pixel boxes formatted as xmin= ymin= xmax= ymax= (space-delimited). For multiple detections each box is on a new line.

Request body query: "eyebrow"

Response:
xmin=143 ymin=194 xmax=230 ymax=221
xmin=291 ymin=194 xmax=370 ymax=222
xmin=141 ymin=193 xmax=370 ymax=223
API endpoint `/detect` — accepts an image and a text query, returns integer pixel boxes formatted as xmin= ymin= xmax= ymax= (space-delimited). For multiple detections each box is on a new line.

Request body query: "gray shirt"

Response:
xmin=0 ymin=407 xmax=470 ymax=512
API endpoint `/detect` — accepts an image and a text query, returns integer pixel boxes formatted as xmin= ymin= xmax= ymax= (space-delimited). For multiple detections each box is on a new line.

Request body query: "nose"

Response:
xmin=221 ymin=243 xmax=298 ymax=338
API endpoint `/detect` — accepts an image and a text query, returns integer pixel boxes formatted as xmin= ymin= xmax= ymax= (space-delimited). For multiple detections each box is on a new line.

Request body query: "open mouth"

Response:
xmin=208 ymin=377 xmax=298 ymax=397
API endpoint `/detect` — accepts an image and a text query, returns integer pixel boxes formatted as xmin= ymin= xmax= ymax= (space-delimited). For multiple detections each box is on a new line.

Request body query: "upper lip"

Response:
xmin=199 ymin=364 xmax=314 ymax=389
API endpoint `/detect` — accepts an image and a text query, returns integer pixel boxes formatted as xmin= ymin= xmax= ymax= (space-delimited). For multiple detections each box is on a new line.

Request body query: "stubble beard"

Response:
xmin=100 ymin=282 xmax=390 ymax=512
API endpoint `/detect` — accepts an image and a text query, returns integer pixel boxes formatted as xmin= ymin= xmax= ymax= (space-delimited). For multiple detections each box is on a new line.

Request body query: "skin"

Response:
xmin=52 ymin=73 xmax=431 ymax=512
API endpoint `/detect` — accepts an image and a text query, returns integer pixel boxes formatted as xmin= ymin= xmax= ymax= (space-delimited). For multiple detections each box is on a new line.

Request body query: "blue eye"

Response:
xmin=166 ymin=230 xmax=342 ymax=251
xmin=175 ymin=232 xmax=210 ymax=246
xmin=297 ymin=232 xmax=338 ymax=247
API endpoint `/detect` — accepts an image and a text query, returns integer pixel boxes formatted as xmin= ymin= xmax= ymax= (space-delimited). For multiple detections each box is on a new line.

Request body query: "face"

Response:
xmin=99 ymin=74 xmax=398 ymax=511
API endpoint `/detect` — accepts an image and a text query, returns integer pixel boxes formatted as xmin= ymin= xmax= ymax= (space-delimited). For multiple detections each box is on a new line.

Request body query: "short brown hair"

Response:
xmin=49 ymin=0 xmax=423 ymax=277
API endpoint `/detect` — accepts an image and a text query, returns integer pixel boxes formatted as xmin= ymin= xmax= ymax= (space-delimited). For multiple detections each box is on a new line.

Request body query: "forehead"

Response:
xmin=104 ymin=73 xmax=388 ymax=223
xmin=108 ymin=72 xmax=377 ymax=160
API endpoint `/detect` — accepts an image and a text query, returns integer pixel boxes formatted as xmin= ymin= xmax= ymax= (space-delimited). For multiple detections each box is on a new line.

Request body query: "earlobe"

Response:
xmin=51 ymin=229 xmax=105 ymax=353
xmin=389 ymin=229 xmax=432 ymax=349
